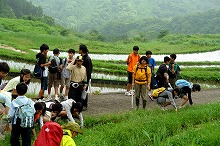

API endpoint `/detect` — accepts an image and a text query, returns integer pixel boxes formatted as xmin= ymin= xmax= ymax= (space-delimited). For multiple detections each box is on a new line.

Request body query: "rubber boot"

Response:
xmin=136 ymin=98 xmax=140 ymax=109
xmin=143 ymin=100 xmax=147 ymax=109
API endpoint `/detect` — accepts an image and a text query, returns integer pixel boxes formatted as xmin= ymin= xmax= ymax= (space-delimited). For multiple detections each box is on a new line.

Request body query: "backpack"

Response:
xmin=33 ymin=58 xmax=42 ymax=79
xmin=151 ymin=75 xmax=159 ymax=89
xmin=15 ymin=99 xmax=35 ymax=128
xmin=49 ymin=57 xmax=59 ymax=74
xmin=34 ymin=122 xmax=63 ymax=146
xmin=175 ymin=79 xmax=191 ymax=89
xmin=152 ymin=87 xmax=166 ymax=99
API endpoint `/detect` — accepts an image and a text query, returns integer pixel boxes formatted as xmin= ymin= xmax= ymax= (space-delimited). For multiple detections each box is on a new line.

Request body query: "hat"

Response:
xmin=53 ymin=48 xmax=60 ymax=54
xmin=75 ymin=55 xmax=83 ymax=61
xmin=62 ymin=122 xmax=83 ymax=134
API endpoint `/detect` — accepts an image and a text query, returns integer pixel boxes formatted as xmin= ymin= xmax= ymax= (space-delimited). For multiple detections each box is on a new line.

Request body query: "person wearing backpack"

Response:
xmin=60 ymin=49 xmax=76 ymax=101
xmin=0 ymin=62 xmax=10 ymax=89
xmin=61 ymin=122 xmax=83 ymax=146
xmin=7 ymin=82 xmax=35 ymax=146
xmin=47 ymin=48 xmax=62 ymax=101
xmin=146 ymin=51 xmax=157 ymax=89
xmin=156 ymin=88 xmax=180 ymax=111
xmin=132 ymin=56 xmax=151 ymax=109
xmin=175 ymin=79 xmax=201 ymax=108
xmin=168 ymin=54 xmax=180 ymax=88
xmin=155 ymin=56 xmax=170 ymax=88
xmin=36 ymin=44 xmax=50 ymax=101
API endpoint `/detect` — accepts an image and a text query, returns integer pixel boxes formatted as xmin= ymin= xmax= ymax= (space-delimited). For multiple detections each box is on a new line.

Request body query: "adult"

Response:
xmin=168 ymin=54 xmax=180 ymax=88
xmin=0 ymin=62 xmax=10 ymax=89
xmin=78 ymin=44 xmax=93 ymax=110
xmin=156 ymin=56 xmax=170 ymax=88
xmin=125 ymin=46 xmax=140 ymax=96
xmin=66 ymin=56 xmax=87 ymax=104
xmin=36 ymin=44 xmax=50 ymax=101
xmin=47 ymin=48 xmax=62 ymax=101
xmin=175 ymin=79 xmax=201 ymax=108
xmin=156 ymin=88 xmax=180 ymax=112
xmin=60 ymin=49 xmax=76 ymax=101
xmin=132 ymin=56 xmax=151 ymax=109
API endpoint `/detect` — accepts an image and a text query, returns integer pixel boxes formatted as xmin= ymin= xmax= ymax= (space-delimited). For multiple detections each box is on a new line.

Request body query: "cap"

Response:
xmin=62 ymin=122 xmax=83 ymax=134
xmin=75 ymin=55 xmax=83 ymax=61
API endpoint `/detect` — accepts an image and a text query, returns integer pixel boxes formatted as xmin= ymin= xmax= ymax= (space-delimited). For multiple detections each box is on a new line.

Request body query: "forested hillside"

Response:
xmin=27 ymin=0 xmax=220 ymax=40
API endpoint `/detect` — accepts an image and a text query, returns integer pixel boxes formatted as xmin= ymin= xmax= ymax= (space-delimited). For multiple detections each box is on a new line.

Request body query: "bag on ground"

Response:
xmin=152 ymin=87 xmax=166 ymax=99
xmin=15 ymin=99 xmax=35 ymax=128
xmin=49 ymin=58 xmax=59 ymax=74
xmin=34 ymin=122 xmax=63 ymax=146
xmin=33 ymin=59 xmax=42 ymax=79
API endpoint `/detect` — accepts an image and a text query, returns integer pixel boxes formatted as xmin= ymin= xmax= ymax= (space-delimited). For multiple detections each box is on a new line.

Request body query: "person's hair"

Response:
xmin=139 ymin=56 xmax=148 ymax=64
xmin=146 ymin=51 xmax=152 ymax=55
xmin=53 ymin=48 xmax=60 ymax=54
xmin=68 ymin=48 xmax=75 ymax=54
xmin=40 ymin=44 xmax=49 ymax=53
xmin=0 ymin=62 xmax=10 ymax=73
xmin=51 ymin=103 xmax=63 ymax=113
xmin=133 ymin=46 xmax=139 ymax=51
xmin=192 ymin=84 xmax=201 ymax=92
xmin=20 ymin=69 xmax=31 ymax=85
xmin=164 ymin=56 xmax=170 ymax=62
xmin=40 ymin=102 xmax=46 ymax=115
xmin=34 ymin=102 xmax=43 ymax=111
xmin=173 ymin=87 xmax=180 ymax=95
xmin=16 ymin=82 xmax=27 ymax=95
xmin=70 ymin=102 xmax=83 ymax=114
xmin=79 ymin=44 xmax=88 ymax=54
xmin=170 ymin=54 xmax=177 ymax=60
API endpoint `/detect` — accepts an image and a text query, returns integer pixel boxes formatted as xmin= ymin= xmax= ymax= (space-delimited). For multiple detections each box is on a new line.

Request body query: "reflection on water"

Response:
xmin=32 ymin=49 xmax=220 ymax=62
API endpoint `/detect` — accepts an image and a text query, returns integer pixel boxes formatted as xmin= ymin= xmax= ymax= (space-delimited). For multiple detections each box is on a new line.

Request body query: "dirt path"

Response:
xmin=83 ymin=88 xmax=220 ymax=117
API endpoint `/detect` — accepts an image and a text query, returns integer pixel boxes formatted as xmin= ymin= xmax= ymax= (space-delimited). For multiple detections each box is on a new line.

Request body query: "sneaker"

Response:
xmin=55 ymin=96 xmax=60 ymax=102
xmin=45 ymin=96 xmax=52 ymax=101
xmin=125 ymin=91 xmax=132 ymax=96
xmin=129 ymin=90 xmax=135 ymax=96
xmin=148 ymin=95 xmax=154 ymax=101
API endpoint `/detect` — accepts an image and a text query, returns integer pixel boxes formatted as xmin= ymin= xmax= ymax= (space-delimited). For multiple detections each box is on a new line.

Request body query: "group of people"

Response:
xmin=126 ymin=46 xmax=201 ymax=111
xmin=0 ymin=43 xmax=93 ymax=146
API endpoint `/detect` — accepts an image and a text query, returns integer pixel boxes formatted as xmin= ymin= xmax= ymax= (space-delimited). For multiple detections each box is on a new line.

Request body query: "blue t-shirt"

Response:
xmin=148 ymin=58 xmax=156 ymax=73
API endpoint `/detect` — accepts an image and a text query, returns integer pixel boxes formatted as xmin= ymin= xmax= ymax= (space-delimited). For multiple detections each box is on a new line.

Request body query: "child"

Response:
xmin=3 ymin=69 xmax=31 ymax=99
xmin=60 ymin=49 xmax=76 ymax=101
xmin=0 ymin=62 xmax=10 ymax=89
xmin=8 ymin=82 xmax=35 ymax=146
xmin=61 ymin=122 xmax=83 ymax=146
xmin=51 ymin=99 xmax=84 ymax=127
xmin=132 ymin=56 xmax=151 ymax=109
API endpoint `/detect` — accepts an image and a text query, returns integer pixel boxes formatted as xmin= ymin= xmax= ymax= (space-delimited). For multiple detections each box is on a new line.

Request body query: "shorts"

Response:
xmin=127 ymin=71 xmax=132 ymax=84
xmin=157 ymin=97 xmax=166 ymax=105
xmin=41 ymin=77 xmax=48 ymax=90
xmin=61 ymin=76 xmax=70 ymax=87
xmin=48 ymin=73 xmax=60 ymax=88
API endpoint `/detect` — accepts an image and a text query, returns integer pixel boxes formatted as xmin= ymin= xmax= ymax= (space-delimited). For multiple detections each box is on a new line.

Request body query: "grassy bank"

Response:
xmin=1 ymin=102 xmax=220 ymax=145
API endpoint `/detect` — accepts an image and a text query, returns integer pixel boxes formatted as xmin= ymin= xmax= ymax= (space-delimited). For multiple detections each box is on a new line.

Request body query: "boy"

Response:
xmin=168 ymin=54 xmax=180 ymax=88
xmin=8 ymin=82 xmax=35 ymax=146
xmin=125 ymin=46 xmax=140 ymax=96
xmin=0 ymin=62 xmax=10 ymax=89
xmin=60 ymin=49 xmax=76 ymax=101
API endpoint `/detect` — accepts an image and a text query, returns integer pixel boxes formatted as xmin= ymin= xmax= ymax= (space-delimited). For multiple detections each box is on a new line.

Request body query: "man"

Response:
xmin=78 ymin=44 xmax=92 ymax=110
xmin=47 ymin=48 xmax=62 ymax=101
xmin=66 ymin=55 xmax=87 ymax=105
xmin=175 ymin=79 xmax=201 ymax=108
xmin=60 ymin=49 xmax=76 ymax=101
xmin=0 ymin=62 xmax=10 ymax=89
xmin=36 ymin=44 xmax=50 ymax=101
xmin=168 ymin=54 xmax=180 ymax=88
xmin=156 ymin=56 xmax=170 ymax=88
xmin=125 ymin=46 xmax=140 ymax=96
